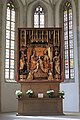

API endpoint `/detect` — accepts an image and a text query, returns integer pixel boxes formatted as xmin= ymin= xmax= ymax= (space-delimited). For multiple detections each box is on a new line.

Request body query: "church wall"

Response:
xmin=0 ymin=0 xmax=2 ymax=112
xmin=78 ymin=0 xmax=80 ymax=112
xmin=1 ymin=83 xmax=21 ymax=112
xmin=60 ymin=83 xmax=79 ymax=112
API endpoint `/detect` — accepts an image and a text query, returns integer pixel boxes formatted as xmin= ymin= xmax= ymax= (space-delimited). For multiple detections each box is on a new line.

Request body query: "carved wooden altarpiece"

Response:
xmin=16 ymin=28 xmax=64 ymax=83
xmin=16 ymin=28 xmax=64 ymax=115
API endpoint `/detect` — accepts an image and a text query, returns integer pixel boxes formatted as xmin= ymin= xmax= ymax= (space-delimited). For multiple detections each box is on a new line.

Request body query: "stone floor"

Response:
xmin=0 ymin=112 xmax=80 ymax=120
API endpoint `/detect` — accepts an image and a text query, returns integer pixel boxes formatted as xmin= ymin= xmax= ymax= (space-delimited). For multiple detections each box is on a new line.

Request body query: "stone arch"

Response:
xmin=4 ymin=0 xmax=20 ymax=11
xmin=2 ymin=0 xmax=21 ymax=27
xmin=31 ymin=1 xmax=48 ymax=27
xmin=59 ymin=0 xmax=73 ymax=26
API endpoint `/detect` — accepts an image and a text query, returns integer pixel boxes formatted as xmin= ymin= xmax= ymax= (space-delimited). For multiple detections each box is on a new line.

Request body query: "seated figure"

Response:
xmin=27 ymin=49 xmax=39 ymax=80
xmin=30 ymin=49 xmax=39 ymax=72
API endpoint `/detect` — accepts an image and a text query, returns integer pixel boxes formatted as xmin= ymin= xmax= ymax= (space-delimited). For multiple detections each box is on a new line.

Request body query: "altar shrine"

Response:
xmin=16 ymin=28 xmax=64 ymax=115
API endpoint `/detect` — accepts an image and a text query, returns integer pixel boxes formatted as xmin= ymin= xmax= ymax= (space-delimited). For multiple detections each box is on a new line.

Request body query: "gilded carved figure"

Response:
xmin=53 ymin=48 xmax=60 ymax=79
xmin=20 ymin=51 xmax=25 ymax=70
xmin=40 ymin=49 xmax=50 ymax=73
xmin=27 ymin=49 xmax=39 ymax=80
xmin=48 ymin=70 xmax=53 ymax=80
xmin=30 ymin=49 xmax=39 ymax=72
xmin=19 ymin=51 xmax=27 ymax=74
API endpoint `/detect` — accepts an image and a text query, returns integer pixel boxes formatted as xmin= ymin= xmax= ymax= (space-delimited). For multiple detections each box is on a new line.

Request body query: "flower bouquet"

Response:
xmin=47 ymin=89 xmax=54 ymax=98
xmin=26 ymin=89 xmax=33 ymax=97
xmin=15 ymin=90 xmax=22 ymax=98
xmin=59 ymin=91 xmax=65 ymax=98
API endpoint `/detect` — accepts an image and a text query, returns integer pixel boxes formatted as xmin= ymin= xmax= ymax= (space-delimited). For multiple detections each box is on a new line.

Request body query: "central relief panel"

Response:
xmin=27 ymin=47 xmax=52 ymax=80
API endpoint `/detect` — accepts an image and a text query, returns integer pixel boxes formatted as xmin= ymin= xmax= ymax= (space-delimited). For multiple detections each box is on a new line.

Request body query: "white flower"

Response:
xmin=47 ymin=89 xmax=54 ymax=94
xmin=26 ymin=89 xmax=33 ymax=94
xmin=59 ymin=91 xmax=65 ymax=95
xmin=15 ymin=90 xmax=22 ymax=96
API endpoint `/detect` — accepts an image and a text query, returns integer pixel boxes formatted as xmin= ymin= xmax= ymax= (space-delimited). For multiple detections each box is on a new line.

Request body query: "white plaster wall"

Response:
xmin=60 ymin=83 xmax=79 ymax=112
xmin=1 ymin=83 xmax=21 ymax=112
xmin=78 ymin=0 xmax=80 ymax=57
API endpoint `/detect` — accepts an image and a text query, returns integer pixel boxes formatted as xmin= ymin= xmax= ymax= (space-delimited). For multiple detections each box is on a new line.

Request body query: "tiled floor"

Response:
xmin=0 ymin=112 xmax=80 ymax=120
